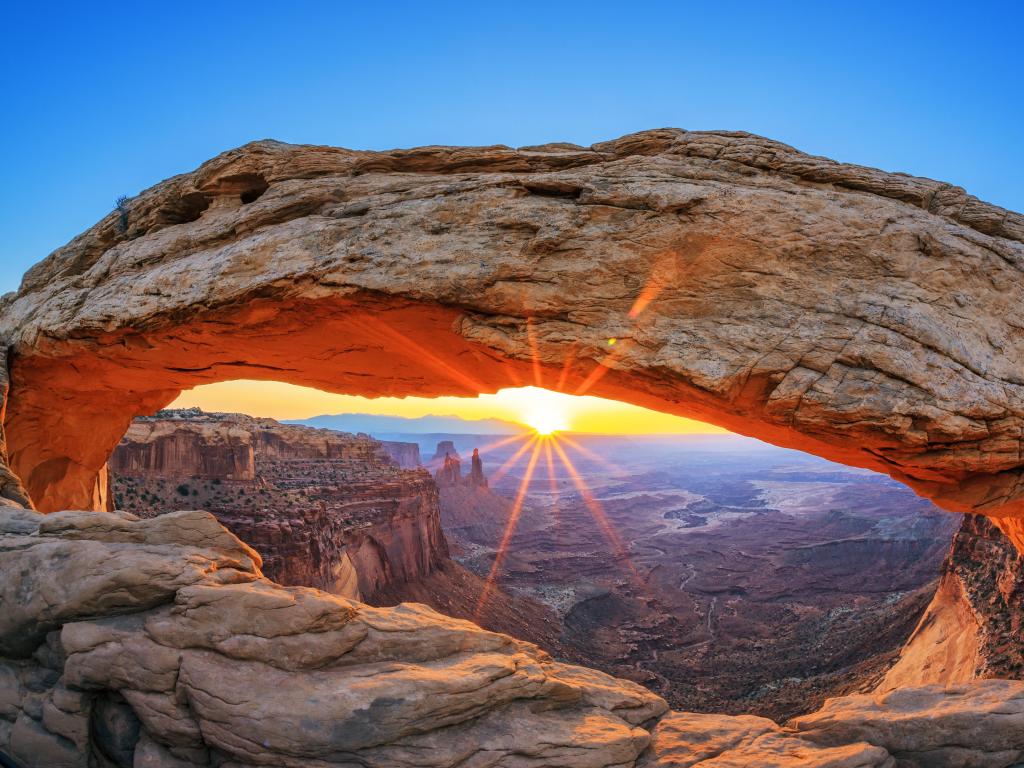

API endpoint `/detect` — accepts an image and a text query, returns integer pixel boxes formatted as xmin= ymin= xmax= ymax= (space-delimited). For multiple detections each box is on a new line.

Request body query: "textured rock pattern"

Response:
xmin=433 ymin=444 xmax=488 ymax=489
xmin=378 ymin=440 xmax=422 ymax=469
xmin=112 ymin=408 xmax=394 ymax=480
xmin=112 ymin=409 xmax=449 ymax=599
xmin=792 ymin=680 xmax=1024 ymax=767
xmin=880 ymin=514 xmax=1024 ymax=689
xmin=642 ymin=712 xmax=893 ymax=767
xmin=4 ymin=506 xmax=1024 ymax=766
xmin=434 ymin=451 xmax=462 ymax=487
xmin=0 ymin=506 xmax=667 ymax=767
xmin=3 ymin=130 xmax=1024 ymax=765
xmin=0 ymin=351 xmax=31 ymax=510
xmin=2 ymin=130 xmax=1023 ymax=526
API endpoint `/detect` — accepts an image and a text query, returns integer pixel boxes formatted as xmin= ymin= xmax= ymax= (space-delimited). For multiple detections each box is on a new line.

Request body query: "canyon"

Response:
xmin=1 ymin=129 xmax=1023 ymax=765
xmin=110 ymin=411 xmax=1022 ymax=724
xmin=110 ymin=408 xmax=447 ymax=600
xmin=110 ymin=409 xmax=571 ymax=656
xmin=426 ymin=433 xmax=964 ymax=721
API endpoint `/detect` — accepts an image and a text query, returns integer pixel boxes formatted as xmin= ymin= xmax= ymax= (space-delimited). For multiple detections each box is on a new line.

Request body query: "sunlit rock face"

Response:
xmin=111 ymin=409 xmax=449 ymax=600
xmin=0 ymin=506 xmax=669 ymax=767
xmin=2 ymin=130 xmax=1023 ymax=528
xmin=2 ymin=131 xmax=1024 ymax=764
xmin=379 ymin=440 xmax=422 ymax=469
xmin=432 ymin=443 xmax=489 ymax=490
xmin=434 ymin=451 xmax=463 ymax=487
xmin=0 ymin=347 xmax=30 ymax=509
xmin=4 ymin=505 xmax=1024 ymax=767
xmin=879 ymin=514 xmax=1024 ymax=690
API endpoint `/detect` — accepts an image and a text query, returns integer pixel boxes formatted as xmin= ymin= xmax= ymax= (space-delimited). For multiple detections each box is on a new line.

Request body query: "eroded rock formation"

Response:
xmin=791 ymin=680 xmax=1024 ymax=767
xmin=111 ymin=409 xmax=448 ymax=600
xmin=2 ymin=130 xmax=1023 ymax=531
xmin=5 ymin=505 xmax=1024 ymax=767
xmin=0 ymin=348 xmax=31 ymax=510
xmin=379 ymin=440 xmax=422 ymax=469
xmin=432 ymin=443 xmax=489 ymax=490
xmin=2 ymin=131 xmax=1024 ymax=764
xmin=470 ymin=448 xmax=487 ymax=487
xmin=110 ymin=409 xmax=584 ymax=666
xmin=434 ymin=452 xmax=462 ymax=487
xmin=0 ymin=506 xmax=668 ymax=767
xmin=879 ymin=514 xmax=1024 ymax=690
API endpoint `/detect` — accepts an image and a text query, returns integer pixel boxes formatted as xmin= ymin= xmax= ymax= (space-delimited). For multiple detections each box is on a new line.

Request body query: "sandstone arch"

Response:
xmin=2 ymin=129 xmax=1023 ymax=543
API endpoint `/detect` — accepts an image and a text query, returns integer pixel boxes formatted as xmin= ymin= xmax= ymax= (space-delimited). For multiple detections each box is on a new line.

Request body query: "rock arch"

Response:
xmin=2 ymin=129 xmax=1023 ymax=544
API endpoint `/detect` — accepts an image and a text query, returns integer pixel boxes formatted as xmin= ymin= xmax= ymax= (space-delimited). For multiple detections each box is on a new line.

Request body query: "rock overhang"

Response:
xmin=0 ymin=128 xmax=1022 ymax=537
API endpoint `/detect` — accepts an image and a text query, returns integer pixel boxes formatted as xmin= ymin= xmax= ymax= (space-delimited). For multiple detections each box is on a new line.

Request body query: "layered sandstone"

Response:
xmin=379 ymin=440 xmax=422 ymax=469
xmin=1 ymin=130 xmax=1022 ymax=529
xmin=111 ymin=411 xmax=585 ymax=662
xmin=0 ymin=507 xmax=667 ymax=767
xmin=4 ymin=505 xmax=1024 ymax=767
xmin=879 ymin=514 xmax=1024 ymax=690
xmin=111 ymin=409 xmax=448 ymax=600
xmin=1 ymin=131 xmax=1024 ymax=763
xmin=432 ymin=443 xmax=488 ymax=489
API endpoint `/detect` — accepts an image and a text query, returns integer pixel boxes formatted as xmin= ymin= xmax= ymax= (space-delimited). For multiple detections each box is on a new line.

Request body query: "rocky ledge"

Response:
xmin=3 ymin=506 xmax=1024 ymax=768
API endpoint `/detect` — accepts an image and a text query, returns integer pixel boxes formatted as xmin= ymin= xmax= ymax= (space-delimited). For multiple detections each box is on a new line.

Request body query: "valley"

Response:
xmin=422 ymin=433 xmax=960 ymax=720
xmin=112 ymin=410 xmax=961 ymax=721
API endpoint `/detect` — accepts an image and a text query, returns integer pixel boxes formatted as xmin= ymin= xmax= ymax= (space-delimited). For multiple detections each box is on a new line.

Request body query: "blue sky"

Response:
xmin=2 ymin=1 xmax=1021 ymax=294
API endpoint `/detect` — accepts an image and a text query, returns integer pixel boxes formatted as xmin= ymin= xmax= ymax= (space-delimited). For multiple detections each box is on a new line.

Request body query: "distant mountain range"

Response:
xmin=287 ymin=413 xmax=528 ymax=436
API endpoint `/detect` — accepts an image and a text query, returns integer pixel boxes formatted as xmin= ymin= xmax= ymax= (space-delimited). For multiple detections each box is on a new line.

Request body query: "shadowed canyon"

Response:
xmin=2 ymin=130 xmax=1024 ymax=767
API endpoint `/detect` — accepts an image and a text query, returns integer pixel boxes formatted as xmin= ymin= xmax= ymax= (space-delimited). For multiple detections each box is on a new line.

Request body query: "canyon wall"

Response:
xmin=111 ymin=409 xmax=448 ymax=601
xmin=379 ymin=439 xmax=422 ymax=468
xmin=0 ymin=348 xmax=31 ymax=509
xmin=880 ymin=514 xmax=1024 ymax=690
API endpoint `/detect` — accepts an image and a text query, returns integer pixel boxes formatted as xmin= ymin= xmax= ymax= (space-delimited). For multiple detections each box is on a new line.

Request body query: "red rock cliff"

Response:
xmin=111 ymin=408 xmax=448 ymax=600
xmin=880 ymin=514 xmax=1024 ymax=690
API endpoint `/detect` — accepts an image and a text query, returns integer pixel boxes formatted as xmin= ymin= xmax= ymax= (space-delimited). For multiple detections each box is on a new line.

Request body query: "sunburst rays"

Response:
xmin=473 ymin=429 xmax=646 ymax=618
xmin=471 ymin=253 xmax=678 ymax=617
xmin=475 ymin=435 xmax=543 ymax=616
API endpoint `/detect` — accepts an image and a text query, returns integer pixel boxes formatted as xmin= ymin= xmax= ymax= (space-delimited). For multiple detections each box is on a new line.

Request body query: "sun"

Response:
xmin=525 ymin=410 xmax=567 ymax=435
xmin=515 ymin=388 xmax=571 ymax=435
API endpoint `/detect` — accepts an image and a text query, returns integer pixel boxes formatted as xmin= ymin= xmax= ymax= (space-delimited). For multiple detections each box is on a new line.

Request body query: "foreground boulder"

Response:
xmin=793 ymin=680 xmax=1024 ymax=767
xmin=642 ymin=713 xmax=893 ymax=767
xmin=4 ymin=506 xmax=1024 ymax=767
xmin=0 ymin=507 xmax=666 ymax=767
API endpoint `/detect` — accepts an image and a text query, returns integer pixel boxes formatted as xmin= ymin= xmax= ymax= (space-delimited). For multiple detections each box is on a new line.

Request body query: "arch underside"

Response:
xmin=2 ymin=129 xmax=1023 ymax=546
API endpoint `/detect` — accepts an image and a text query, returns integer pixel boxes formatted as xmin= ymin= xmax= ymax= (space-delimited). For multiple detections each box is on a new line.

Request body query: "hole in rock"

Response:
xmin=225 ymin=173 xmax=270 ymax=204
xmin=104 ymin=379 xmax=961 ymax=721
xmin=156 ymin=191 xmax=211 ymax=225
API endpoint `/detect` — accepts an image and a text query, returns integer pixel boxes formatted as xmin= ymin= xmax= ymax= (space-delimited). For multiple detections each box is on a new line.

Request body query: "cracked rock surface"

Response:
xmin=1 ymin=130 xmax=1022 ymax=533
xmin=0 ymin=507 xmax=666 ymax=767
xmin=3 ymin=505 xmax=1024 ymax=767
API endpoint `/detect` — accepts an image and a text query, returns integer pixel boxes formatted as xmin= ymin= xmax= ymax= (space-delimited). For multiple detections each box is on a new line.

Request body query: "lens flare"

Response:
xmin=525 ymin=410 xmax=567 ymax=435
xmin=475 ymin=437 xmax=543 ymax=617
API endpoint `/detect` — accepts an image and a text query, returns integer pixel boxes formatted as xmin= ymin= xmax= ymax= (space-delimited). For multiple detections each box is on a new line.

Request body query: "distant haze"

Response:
xmin=290 ymin=413 xmax=526 ymax=435
xmin=171 ymin=381 xmax=727 ymax=435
